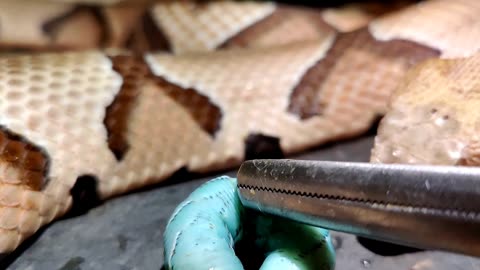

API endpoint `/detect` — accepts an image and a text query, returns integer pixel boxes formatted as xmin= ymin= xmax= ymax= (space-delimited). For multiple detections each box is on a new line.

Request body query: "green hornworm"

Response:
xmin=164 ymin=176 xmax=335 ymax=269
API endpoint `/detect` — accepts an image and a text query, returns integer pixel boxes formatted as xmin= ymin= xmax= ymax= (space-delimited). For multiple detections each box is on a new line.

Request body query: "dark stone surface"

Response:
xmin=4 ymin=135 xmax=480 ymax=270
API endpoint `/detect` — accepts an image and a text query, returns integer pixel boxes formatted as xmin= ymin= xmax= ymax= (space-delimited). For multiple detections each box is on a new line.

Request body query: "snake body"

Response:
xmin=0 ymin=0 xmax=478 ymax=257
xmin=372 ymin=53 xmax=480 ymax=165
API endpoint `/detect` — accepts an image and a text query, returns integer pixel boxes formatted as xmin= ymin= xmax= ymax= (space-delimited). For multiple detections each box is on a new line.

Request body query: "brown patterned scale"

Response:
xmin=288 ymin=29 xmax=440 ymax=119
xmin=106 ymin=54 xmax=221 ymax=160
xmin=0 ymin=128 xmax=48 ymax=191
xmin=0 ymin=1 xmax=413 ymax=52
xmin=0 ymin=0 xmax=478 ymax=254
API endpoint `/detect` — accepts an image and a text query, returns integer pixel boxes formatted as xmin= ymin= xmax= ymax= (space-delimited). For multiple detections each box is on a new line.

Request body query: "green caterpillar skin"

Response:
xmin=163 ymin=176 xmax=335 ymax=270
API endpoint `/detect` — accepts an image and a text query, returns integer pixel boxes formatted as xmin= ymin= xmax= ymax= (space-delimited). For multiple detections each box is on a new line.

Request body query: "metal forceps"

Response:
xmin=237 ymin=159 xmax=480 ymax=257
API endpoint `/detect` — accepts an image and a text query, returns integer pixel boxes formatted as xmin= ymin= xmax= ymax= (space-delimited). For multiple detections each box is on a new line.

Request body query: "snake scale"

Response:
xmin=0 ymin=0 xmax=478 ymax=257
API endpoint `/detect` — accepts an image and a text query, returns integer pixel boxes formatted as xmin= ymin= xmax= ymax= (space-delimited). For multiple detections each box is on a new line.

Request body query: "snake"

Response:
xmin=0 ymin=0 xmax=479 ymax=268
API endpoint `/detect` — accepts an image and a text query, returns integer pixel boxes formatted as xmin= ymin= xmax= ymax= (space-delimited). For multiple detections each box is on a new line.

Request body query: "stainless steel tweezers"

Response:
xmin=237 ymin=159 xmax=480 ymax=257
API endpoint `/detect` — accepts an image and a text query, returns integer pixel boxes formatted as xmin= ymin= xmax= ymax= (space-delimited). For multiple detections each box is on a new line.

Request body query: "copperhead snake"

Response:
xmin=0 ymin=0 xmax=478 ymax=256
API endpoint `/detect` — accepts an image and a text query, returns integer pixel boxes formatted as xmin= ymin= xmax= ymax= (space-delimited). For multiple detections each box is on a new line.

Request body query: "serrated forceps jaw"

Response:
xmin=237 ymin=159 xmax=480 ymax=257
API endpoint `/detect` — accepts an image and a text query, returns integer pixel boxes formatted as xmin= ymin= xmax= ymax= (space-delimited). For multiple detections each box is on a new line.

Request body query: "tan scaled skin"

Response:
xmin=0 ymin=0 xmax=414 ymax=52
xmin=371 ymin=53 xmax=480 ymax=166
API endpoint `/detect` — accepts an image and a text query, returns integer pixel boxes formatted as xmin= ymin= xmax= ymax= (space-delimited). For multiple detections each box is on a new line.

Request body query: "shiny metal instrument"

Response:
xmin=237 ymin=159 xmax=480 ymax=257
